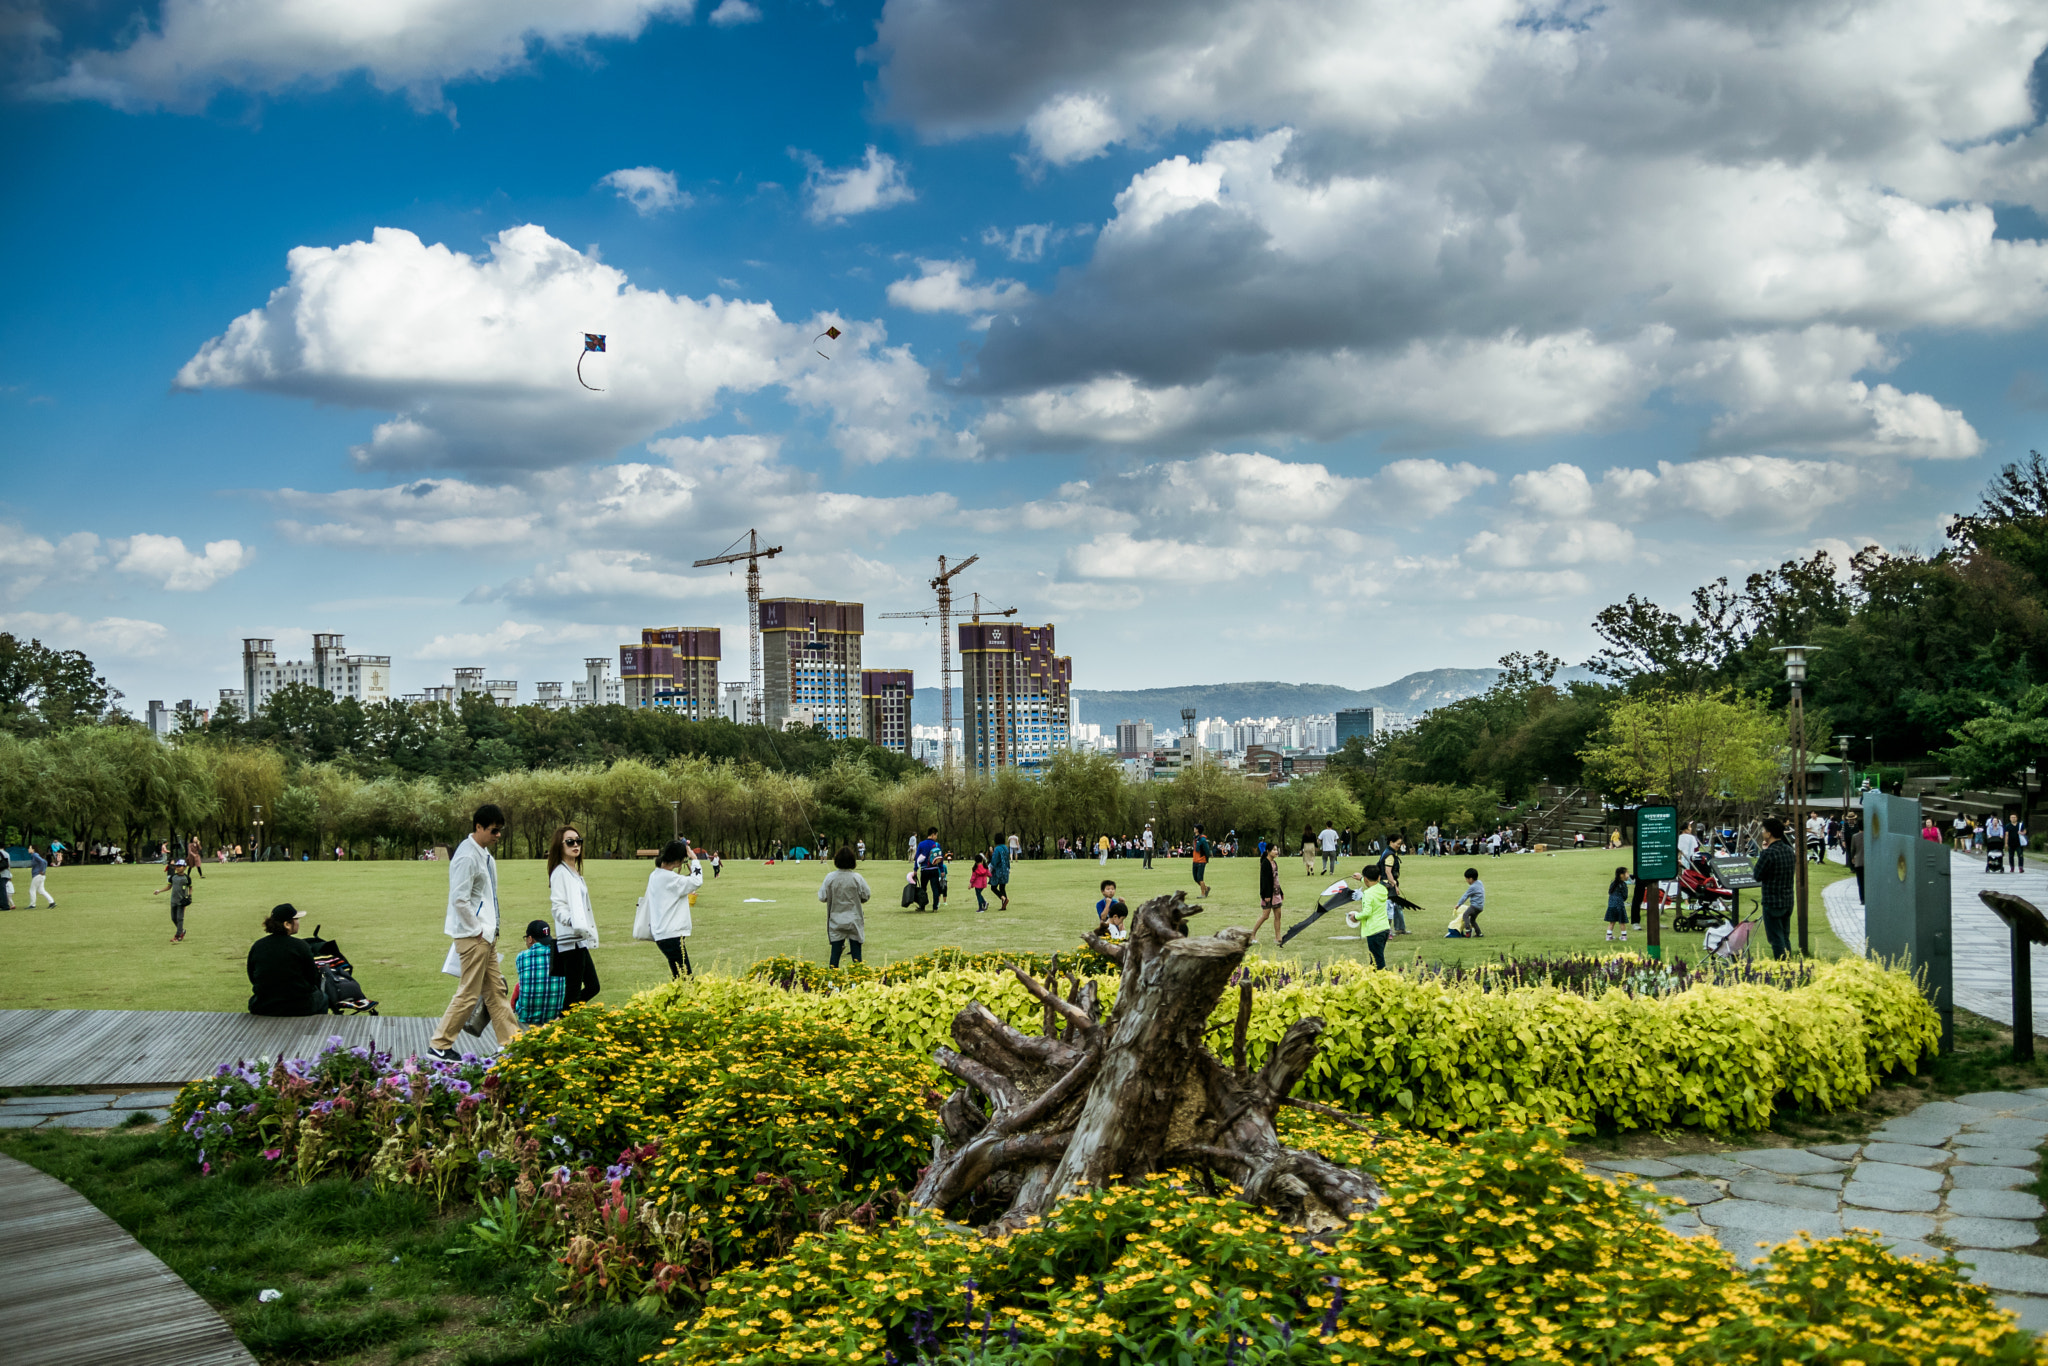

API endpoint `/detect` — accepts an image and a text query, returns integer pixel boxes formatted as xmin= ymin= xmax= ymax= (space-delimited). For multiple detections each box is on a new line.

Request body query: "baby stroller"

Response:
xmin=1987 ymin=833 xmax=2006 ymax=874
xmin=1703 ymin=910 xmax=1757 ymax=959
xmin=306 ymin=925 xmax=379 ymax=1015
xmin=1671 ymin=854 xmax=1734 ymax=932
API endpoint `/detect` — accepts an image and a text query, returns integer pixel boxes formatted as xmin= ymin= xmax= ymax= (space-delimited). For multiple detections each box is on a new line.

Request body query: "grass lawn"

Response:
xmin=0 ymin=1124 xmax=667 ymax=1366
xmin=0 ymin=849 xmax=1856 ymax=1016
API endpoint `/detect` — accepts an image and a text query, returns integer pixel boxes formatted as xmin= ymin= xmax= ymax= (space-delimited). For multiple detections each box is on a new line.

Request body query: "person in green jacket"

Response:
xmin=988 ymin=836 xmax=1012 ymax=911
xmin=1351 ymin=864 xmax=1391 ymax=969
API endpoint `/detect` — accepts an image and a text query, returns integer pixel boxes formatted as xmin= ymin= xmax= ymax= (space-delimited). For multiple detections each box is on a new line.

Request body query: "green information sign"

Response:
xmin=1635 ymin=805 xmax=1680 ymax=882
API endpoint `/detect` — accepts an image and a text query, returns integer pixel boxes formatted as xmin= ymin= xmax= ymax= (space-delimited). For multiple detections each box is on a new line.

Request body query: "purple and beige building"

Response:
xmin=620 ymin=626 xmax=722 ymax=718
xmin=959 ymin=621 xmax=1071 ymax=776
xmin=860 ymin=668 xmax=914 ymax=755
xmin=761 ymin=598 xmax=863 ymax=740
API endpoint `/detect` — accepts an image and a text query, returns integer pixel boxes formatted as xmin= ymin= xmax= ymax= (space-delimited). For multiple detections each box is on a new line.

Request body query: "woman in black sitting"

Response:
xmin=247 ymin=903 xmax=326 ymax=1016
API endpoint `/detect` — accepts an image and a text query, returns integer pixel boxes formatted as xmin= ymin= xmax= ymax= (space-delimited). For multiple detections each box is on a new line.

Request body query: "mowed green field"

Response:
xmin=0 ymin=849 xmax=1855 ymax=1016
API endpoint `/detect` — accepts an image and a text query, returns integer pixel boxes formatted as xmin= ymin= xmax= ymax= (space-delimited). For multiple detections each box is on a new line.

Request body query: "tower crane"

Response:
xmin=878 ymin=554 xmax=988 ymax=773
xmin=692 ymin=529 xmax=783 ymax=726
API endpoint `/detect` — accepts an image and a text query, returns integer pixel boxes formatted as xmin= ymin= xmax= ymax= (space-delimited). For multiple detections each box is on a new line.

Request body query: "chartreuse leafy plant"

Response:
xmin=659 ymin=1116 xmax=2034 ymax=1366
xmin=693 ymin=952 xmax=1936 ymax=1134
xmin=746 ymin=946 xmax=1117 ymax=993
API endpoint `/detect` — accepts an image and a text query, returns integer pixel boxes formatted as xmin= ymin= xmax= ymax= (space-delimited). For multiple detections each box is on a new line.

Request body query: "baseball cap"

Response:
xmin=526 ymin=919 xmax=552 ymax=941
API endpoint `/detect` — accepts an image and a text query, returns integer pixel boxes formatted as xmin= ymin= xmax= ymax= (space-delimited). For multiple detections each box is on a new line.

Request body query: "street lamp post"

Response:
xmin=1836 ymin=735 xmax=1855 ymax=808
xmin=252 ymin=804 xmax=264 ymax=864
xmin=1771 ymin=646 xmax=1821 ymax=956
xmin=668 ymin=800 xmax=680 ymax=841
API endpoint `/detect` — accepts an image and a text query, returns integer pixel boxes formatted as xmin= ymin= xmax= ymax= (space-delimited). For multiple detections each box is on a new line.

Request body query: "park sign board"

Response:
xmin=1635 ymin=805 xmax=1679 ymax=882
xmin=1712 ymin=855 xmax=1760 ymax=890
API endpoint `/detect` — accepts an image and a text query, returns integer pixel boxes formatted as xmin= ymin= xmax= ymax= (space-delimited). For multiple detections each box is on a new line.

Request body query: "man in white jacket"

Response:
xmin=429 ymin=804 xmax=521 ymax=1060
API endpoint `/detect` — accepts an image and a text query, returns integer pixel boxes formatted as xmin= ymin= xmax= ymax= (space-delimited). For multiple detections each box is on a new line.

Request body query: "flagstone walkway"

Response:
xmin=1593 ymin=1088 xmax=2048 ymax=1327
xmin=1655 ymin=851 xmax=2048 ymax=1330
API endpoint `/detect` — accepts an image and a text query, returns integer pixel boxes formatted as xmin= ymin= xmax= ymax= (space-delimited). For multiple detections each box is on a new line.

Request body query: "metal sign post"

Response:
xmin=1712 ymin=853 xmax=1760 ymax=926
xmin=1634 ymin=805 xmax=1679 ymax=960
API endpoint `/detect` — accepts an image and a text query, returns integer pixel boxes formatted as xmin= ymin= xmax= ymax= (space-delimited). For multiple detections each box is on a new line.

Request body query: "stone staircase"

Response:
xmin=1523 ymin=783 xmax=1609 ymax=846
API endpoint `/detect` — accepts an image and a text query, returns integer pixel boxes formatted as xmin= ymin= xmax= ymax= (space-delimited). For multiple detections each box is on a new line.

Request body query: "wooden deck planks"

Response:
xmin=0 ymin=1010 xmax=499 ymax=1088
xmin=0 ymin=1153 xmax=257 ymax=1366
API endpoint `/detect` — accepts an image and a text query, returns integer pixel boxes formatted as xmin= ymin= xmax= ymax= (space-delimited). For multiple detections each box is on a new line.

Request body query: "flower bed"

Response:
xmin=664 ymin=1117 xmax=2035 ymax=1366
xmin=156 ymin=958 xmax=2011 ymax=1366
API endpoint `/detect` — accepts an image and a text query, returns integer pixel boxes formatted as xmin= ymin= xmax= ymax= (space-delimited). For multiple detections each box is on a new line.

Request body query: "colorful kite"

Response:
xmin=813 ymin=325 xmax=842 ymax=359
xmin=578 ymin=333 xmax=606 ymax=391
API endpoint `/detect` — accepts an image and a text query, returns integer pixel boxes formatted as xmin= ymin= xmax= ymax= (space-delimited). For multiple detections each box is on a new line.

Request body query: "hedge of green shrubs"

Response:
xmin=676 ymin=950 xmax=1938 ymax=1134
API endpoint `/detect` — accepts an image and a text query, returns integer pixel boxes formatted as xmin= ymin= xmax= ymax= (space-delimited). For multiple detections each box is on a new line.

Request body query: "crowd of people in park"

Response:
xmin=41 ymin=789 xmax=2001 ymax=1033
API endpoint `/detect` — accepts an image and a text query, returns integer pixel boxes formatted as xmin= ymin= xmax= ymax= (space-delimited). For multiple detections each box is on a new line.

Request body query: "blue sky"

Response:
xmin=5 ymin=0 xmax=2048 ymax=714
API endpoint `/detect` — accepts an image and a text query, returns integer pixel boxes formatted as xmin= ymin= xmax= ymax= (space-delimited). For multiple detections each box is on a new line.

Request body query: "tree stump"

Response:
xmin=909 ymin=890 xmax=1382 ymax=1232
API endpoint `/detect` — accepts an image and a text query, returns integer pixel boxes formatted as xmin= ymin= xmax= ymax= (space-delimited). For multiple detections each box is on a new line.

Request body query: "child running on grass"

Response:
xmin=1605 ymin=867 xmax=1631 ymax=942
xmin=970 ymin=853 xmax=991 ymax=912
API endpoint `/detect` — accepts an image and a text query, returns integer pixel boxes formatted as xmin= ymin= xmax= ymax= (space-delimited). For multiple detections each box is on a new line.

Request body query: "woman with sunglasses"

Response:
xmin=548 ymin=825 xmax=602 ymax=1007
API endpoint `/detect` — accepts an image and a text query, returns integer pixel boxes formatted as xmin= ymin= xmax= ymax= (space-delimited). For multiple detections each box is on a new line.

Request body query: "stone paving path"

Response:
xmin=1591 ymin=1089 xmax=2048 ymax=1329
xmin=0 ymin=1088 xmax=182 ymax=1129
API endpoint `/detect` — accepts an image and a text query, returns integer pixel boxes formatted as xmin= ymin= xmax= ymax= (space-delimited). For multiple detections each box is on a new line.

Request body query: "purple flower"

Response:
xmin=262 ymin=1147 xmax=283 ymax=1161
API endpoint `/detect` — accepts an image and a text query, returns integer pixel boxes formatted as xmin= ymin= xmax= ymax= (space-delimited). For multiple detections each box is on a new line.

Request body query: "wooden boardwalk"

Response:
xmin=1 ymin=1152 xmax=257 ymax=1366
xmin=1823 ymin=849 xmax=2048 ymax=1037
xmin=0 ymin=1010 xmax=500 ymax=1088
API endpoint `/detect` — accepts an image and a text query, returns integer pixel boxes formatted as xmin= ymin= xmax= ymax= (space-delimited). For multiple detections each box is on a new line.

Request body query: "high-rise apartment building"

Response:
xmin=960 ymin=621 xmax=1071 ymax=775
xmin=760 ymin=599 xmax=862 ymax=738
xmin=1116 ymin=719 xmax=1154 ymax=759
xmin=619 ymin=627 xmax=722 ymax=716
xmin=860 ymin=668 xmax=914 ymax=754
xmin=239 ymin=634 xmax=392 ymax=715
xmin=718 ymin=681 xmax=748 ymax=723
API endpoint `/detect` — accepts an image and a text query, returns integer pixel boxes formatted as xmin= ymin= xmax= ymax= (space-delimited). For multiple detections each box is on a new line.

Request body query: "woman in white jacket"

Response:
xmin=547 ymin=826 xmax=601 ymax=1007
xmin=645 ymin=838 xmax=703 ymax=978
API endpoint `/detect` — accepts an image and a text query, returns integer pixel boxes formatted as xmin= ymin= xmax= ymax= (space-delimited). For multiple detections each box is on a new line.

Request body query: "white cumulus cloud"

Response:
xmin=34 ymin=0 xmax=698 ymax=111
xmin=176 ymin=224 xmax=954 ymax=470
xmin=111 ymin=534 xmax=250 ymax=590
xmin=708 ymin=0 xmax=761 ymax=25
xmin=799 ymin=146 xmax=915 ymax=223
xmin=886 ymin=260 xmax=1029 ymax=315
xmin=1024 ymin=93 xmax=1122 ymax=165
xmin=600 ymin=166 xmax=689 ymax=215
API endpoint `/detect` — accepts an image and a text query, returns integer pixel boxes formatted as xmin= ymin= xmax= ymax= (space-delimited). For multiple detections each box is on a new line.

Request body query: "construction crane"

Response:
xmin=878 ymin=554 xmax=983 ymax=774
xmin=692 ymin=529 xmax=783 ymax=726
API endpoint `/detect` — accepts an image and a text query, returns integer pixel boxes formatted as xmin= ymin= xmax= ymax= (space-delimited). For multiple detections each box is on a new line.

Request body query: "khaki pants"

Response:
xmin=431 ymin=934 xmax=522 ymax=1052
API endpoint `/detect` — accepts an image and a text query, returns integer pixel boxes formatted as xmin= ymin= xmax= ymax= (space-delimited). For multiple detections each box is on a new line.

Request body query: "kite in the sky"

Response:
xmin=813 ymin=325 xmax=842 ymax=359
xmin=578 ymin=333 xmax=606 ymax=391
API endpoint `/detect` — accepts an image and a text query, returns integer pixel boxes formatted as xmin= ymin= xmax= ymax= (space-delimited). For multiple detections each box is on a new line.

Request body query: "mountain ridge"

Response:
xmin=909 ymin=666 xmax=1597 ymax=734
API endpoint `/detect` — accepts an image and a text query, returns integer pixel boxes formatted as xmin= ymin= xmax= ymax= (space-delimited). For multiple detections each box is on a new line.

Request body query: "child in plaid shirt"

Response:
xmin=510 ymin=920 xmax=567 ymax=1025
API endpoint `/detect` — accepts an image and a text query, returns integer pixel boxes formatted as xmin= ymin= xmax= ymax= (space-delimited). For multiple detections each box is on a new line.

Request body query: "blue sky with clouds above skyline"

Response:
xmin=5 ymin=0 xmax=2048 ymax=712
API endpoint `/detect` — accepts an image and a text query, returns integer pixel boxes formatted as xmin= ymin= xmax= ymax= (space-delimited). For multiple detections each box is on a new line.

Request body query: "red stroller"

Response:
xmin=1671 ymin=853 xmax=1734 ymax=932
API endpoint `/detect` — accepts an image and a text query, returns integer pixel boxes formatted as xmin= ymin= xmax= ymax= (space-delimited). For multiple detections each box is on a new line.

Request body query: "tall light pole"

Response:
xmin=1772 ymin=645 xmax=1821 ymax=956
xmin=668 ymin=800 xmax=680 ymax=842
xmin=252 ymin=804 xmax=263 ymax=864
xmin=1836 ymin=735 xmax=1855 ymax=810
